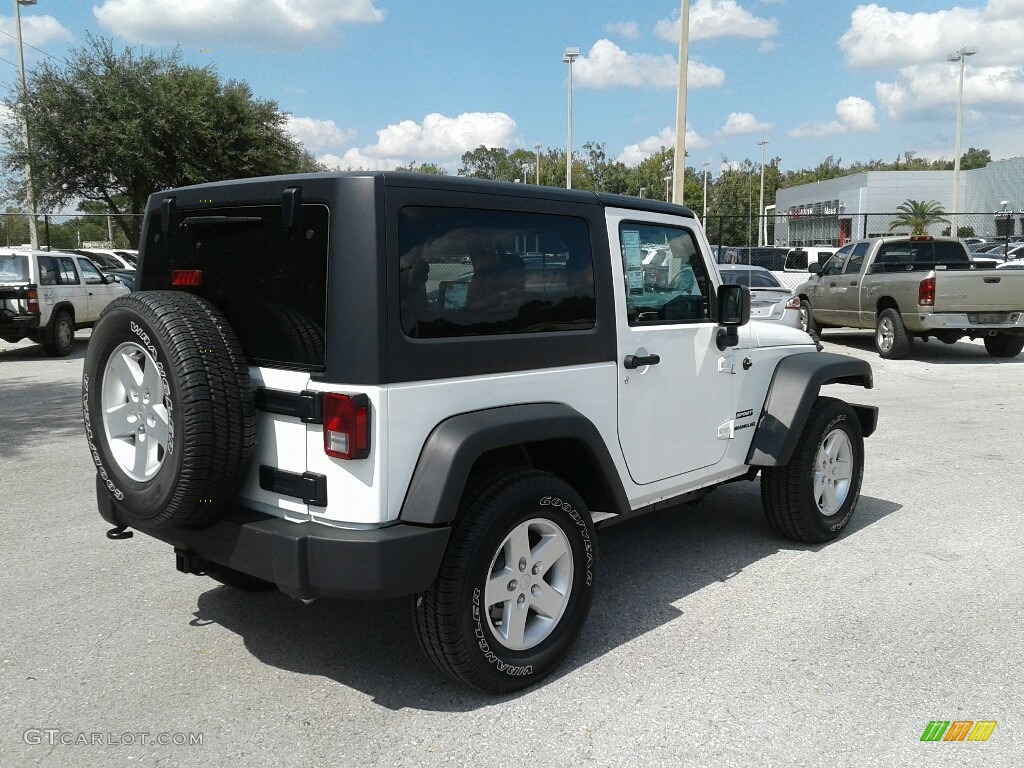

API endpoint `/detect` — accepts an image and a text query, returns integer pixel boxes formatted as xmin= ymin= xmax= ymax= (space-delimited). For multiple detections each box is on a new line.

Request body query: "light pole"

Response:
xmin=948 ymin=46 xmax=976 ymax=237
xmin=702 ymin=160 xmax=710 ymax=230
xmin=672 ymin=0 xmax=690 ymax=204
xmin=534 ymin=142 xmax=542 ymax=184
xmin=757 ymin=139 xmax=769 ymax=246
xmin=664 ymin=175 xmax=672 ymax=202
xmin=639 ymin=187 xmax=646 ymax=199
xmin=14 ymin=0 xmax=39 ymax=249
xmin=562 ymin=47 xmax=579 ymax=189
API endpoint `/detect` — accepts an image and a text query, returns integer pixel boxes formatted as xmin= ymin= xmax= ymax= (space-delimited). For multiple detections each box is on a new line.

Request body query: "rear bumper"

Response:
xmin=97 ymin=476 xmax=450 ymax=600
xmin=912 ymin=311 xmax=1024 ymax=333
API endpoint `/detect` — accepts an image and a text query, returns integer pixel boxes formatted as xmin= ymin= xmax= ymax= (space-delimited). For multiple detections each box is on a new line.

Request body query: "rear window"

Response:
xmin=144 ymin=203 xmax=329 ymax=369
xmin=873 ymin=240 xmax=971 ymax=272
xmin=721 ymin=269 xmax=782 ymax=288
xmin=0 ymin=254 xmax=29 ymax=283
xmin=397 ymin=207 xmax=596 ymax=338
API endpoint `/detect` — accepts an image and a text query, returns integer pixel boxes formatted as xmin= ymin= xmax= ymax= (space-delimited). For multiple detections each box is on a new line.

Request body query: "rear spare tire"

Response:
xmin=82 ymin=291 xmax=255 ymax=529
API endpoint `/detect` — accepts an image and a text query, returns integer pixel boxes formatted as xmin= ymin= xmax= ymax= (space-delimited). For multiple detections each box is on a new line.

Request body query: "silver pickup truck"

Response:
xmin=794 ymin=236 xmax=1024 ymax=359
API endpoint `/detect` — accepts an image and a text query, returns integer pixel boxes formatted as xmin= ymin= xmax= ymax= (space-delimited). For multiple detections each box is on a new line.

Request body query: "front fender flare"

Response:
xmin=746 ymin=352 xmax=877 ymax=467
xmin=398 ymin=403 xmax=629 ymax=526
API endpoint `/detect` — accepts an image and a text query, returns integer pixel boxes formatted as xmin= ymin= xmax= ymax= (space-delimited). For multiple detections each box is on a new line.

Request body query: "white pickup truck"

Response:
xmin=795 ymin=236 xmax=1024 ymax=358
xmin=0 ymin=250 xmax=129 ymax=356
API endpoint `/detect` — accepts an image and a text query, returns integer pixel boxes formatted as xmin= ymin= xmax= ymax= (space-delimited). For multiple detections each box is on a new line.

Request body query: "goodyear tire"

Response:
xmin=82 ymin=291 xmax=255 ymax=529
xmin=413 ymin=469 xmax=597 ymax=693
xmin=760 ymin=397 xmax=864 ymax=543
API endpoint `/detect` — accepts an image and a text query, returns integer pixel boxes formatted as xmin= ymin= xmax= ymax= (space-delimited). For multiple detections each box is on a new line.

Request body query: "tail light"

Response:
xmin=918 ymin=276 xmax=935 ymax=306
xmin=26 ymin=287 xmax=39 ymax=314
xmin=785 ymin=296 xmax=801 ymax=309
xmin=171 ymin=269 xmax=202 ymax=287
xmin=322 ymin=393 xmax=370 ymax=460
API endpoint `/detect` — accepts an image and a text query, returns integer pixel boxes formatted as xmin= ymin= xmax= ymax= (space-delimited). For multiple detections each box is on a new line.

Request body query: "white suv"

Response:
xmin=83 ymin=173 xmax=877 ymax=692
xmin=1 ymin=250 xmax=128 ymax=356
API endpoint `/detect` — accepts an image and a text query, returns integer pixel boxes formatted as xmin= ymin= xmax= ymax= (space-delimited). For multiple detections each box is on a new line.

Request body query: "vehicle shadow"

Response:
xmin=0 ymin=335 xmax=89 ymax=362
xmin=0 ymin=375 xmax=85 ymax=459
xmin=188 ymin=482 xmax=901 ymax=712
xmin=821 ymin=330 xmax=1023 ymax=365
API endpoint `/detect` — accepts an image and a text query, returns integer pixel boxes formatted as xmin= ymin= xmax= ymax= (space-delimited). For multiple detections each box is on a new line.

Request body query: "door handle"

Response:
xmin=624 ymin=354 xmax=660 ymax=369
xmin=828 ymin=281 xmax=838 ymax=287
xmin=848 ymin=281 xmax=858 ymax=286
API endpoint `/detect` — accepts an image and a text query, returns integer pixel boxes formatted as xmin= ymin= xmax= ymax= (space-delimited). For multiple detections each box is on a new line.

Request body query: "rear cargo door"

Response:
xmin=144 ymin=202 xmax=331 ymax=520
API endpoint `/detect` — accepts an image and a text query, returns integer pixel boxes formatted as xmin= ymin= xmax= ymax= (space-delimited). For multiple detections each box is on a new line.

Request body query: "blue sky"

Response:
xmin=1 ymin=1 xmax=1022 ymax=179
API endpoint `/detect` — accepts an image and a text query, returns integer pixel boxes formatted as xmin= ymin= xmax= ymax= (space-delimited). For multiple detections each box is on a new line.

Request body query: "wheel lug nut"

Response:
xmin=507 ymin=580 xmax=517 ymax=591
xmin=531 ymin=585 xmax=540 ymax=597
xmin=518 ymin=557 xmax=527 ymax=572
xmin=532 ymin=563 xmax=541 ymax=575
xmin=517 ymin=594 xmax=525 ymax=607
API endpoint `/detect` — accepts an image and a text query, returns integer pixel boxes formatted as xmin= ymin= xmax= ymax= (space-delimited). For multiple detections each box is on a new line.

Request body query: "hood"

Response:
xmin=748 ymin=319 xmax=816 ymax=348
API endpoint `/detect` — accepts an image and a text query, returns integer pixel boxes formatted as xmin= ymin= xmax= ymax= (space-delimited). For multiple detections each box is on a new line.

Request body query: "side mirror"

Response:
xmin=808 ymin=262 xmax=822 ymax=275
xmin=716 ymin=283 xmax=750 ymax=350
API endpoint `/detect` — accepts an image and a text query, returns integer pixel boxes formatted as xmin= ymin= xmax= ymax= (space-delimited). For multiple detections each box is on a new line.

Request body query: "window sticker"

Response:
xmin=622 ymin=229 xmax=645 ymax=294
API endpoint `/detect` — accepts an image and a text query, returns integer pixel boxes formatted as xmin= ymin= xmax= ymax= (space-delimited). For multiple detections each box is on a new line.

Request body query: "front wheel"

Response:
xmin=413 ymin=469 xmax=597 ymax=693
xmin=799 ymin=299 xmax=817 ymax=335
xmin=761 ymin=397 xmax=865 ymax=543
xmin=875 ymin=308 xmax=911 ymax=359
xmin=984 ymin=334 xmax=1024 ymax=358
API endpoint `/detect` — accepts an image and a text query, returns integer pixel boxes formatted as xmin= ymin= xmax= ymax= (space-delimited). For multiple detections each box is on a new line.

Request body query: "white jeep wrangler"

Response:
xmin=83 ymin=173 xmax=877 ymax=693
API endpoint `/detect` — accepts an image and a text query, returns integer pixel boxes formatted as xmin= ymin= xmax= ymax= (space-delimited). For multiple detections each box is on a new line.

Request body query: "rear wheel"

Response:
xmin=43 ymin=310 xmax=74 ymax=357
xmin=412 ymin=469 xmax=597 ymax=693
xmin=761 ymin=397 xmax=864 ymax=543
xmin=983 ymin=334 xmax=1024 ymax=358
xmin=875 ymin=308 xmax=911 ymax=359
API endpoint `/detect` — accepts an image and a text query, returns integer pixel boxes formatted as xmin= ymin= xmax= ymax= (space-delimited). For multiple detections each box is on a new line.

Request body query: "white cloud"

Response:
xmin=616 ymin=126 xmax=712 ymax=167
xmin=0 ymin=15 xmax=73 ymax=49
xmin=720 ymin=112 xmax=771 ymax=136
xmin=876 ymin=63 xmax=1024 ymax=120
xmin=93 ymin=0 xmax=384 ymax=46
xmin=839 ymin=1 xmax=1024 ymax=70
xmin=655 ymin=0 xmax=778 ymax=42
xmin=605 ymin=21 xmax=641 ymax=41
xmin=575 ymin=39 xmax=725 ymax=89
xmin=787 ymin=96 xmax=879 ymax=139
xmin=284 ymin=116 xmax=354 ymax=153
xmin=321 ymin=112 xmax=518 ymax=170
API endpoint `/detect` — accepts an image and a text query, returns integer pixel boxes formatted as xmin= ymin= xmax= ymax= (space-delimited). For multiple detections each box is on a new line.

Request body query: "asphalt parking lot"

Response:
xmin=2 ymin=329 xmax=1022 ymax=768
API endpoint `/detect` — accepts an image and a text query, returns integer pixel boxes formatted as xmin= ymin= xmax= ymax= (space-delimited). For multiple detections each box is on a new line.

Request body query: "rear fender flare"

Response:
xmin=398 ymin=403 xmax=629 ymax=526
xmin=746 ymin=352 xmax=877 ymax=467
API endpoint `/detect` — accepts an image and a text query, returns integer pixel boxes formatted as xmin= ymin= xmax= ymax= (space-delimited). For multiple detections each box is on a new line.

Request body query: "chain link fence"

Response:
xmin=0 ymin=213 xmax=144 ymax=250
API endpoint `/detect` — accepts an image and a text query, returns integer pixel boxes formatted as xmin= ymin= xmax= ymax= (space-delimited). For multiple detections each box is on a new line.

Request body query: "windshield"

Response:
xmin=0 ymin=254 xmax=30 ymax=283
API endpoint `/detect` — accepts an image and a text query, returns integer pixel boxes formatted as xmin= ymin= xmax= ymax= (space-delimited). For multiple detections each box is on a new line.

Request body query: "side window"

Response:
xmin=397 ymin=207 xmax=595 ymax=339
xmin=821 ymin=245 xmax=852 ymax=276
xmin=37 ymin=256 xmax=58 ymax=286
xmin=619 ymin=222 xmax=711 ymax=324
xmin=844 ymin=242 xmax=870 ymax=274
xmin=56 ymin=257 xmax=80 ymax=285
xmin=77 ymin=259 xmax=106 ymax=285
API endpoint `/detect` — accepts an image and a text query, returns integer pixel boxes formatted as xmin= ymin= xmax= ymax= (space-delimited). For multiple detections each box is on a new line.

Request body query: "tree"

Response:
xmin=2 ymin=35 xmax=319 ymax=246
xmin=960 ymin=147 xmax=991 ymax=170
xmin=395 ymin=161 xmax=448 ymax=174
xmin=888 ymin=199 xmax=950 ymax=235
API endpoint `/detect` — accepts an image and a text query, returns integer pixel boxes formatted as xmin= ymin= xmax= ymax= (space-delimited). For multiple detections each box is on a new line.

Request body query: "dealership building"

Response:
xmin=772 ymin=156 xmax=1024 ymax=246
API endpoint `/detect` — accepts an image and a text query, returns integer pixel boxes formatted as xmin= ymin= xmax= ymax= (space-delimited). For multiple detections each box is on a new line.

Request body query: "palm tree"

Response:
xmin=888 ymin=199 xmax=950 ymax=236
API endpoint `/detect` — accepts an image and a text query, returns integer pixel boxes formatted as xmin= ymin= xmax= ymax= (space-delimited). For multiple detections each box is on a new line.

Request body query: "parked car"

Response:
xmin=794 ymin=236 xmax=1024 ymax=358
xmin=64 ymin=248 xmax=135 ymax=270
xmin=0 ymin=249 xmax=129 ymax=355
xmin=83 ymin=171 xmax=876 ymax=693
xmin=718 ymin=264 xmax=802 ymax=328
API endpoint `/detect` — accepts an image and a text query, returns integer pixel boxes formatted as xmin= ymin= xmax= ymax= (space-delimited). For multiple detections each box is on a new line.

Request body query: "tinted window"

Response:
xmin=873 ymin=240 xmax=970 ymax=272
xmin=56 ymin=257 xmax=80 ymax=284
xmin=845 ymin=242 xmax=870 ymax=274
xmin=620 ymin=222 xmax=711 ymax=324
xmin=144 ymin=204 xmax=329 ymax=369
xmin=397 ymin=207 xmax=595 ymax=339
